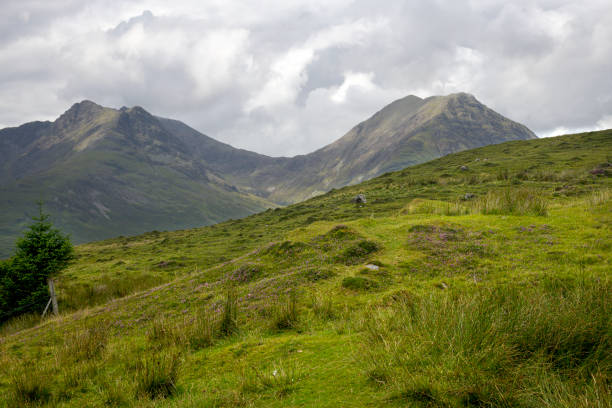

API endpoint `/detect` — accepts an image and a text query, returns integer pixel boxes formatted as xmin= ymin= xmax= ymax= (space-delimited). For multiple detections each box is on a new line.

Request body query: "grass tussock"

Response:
xmin=270 ymin=291 xmax=299 ymax=331
xmin=240 ymin=360 xmax=301 ymax=398
xmin=219 ymin=286 xmax=239 ymax=337
xmin=0 ymin=313 xmax=41 ymax=337
xmin=7 ymin=363 xmax=53 ymax=407
xmin=135 ymin=350 xmax=182 ymax=399
xmin=60 ymin=324 xmax=109 ymax=362
xmin=473 ymin=188 xmax=549 ymax=216
xmin=401 ymin=198 xmax=471 ymax=216
xmin=360 ymin=278 xmax=611 ymax=407
xmin=585 ymin=187 xmax=611 ymax=208
xmin=310 ymin=293 xmax=335 ymax=320
xmin=148 ymin=313 xmax=217 ymax=350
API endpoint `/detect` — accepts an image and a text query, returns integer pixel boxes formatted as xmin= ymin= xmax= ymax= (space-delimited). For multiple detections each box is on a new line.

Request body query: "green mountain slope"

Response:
xmin=0 ymin=93 xmax=536 ymax=257
xmin=0 ymin=129 xmax=610 ymax=407
xmin=234 ymin=93 xmax=536 ymax=203
xmin=0 ymin=102 xmax=273 ymax=258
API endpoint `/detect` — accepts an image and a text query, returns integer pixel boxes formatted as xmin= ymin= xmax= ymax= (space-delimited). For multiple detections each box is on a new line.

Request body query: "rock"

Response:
xmin=353 ymin=194 xmax=367 ymax=204
xmin=460 ymin=165 xmax=469 ymax=171
xmin=364 ymin=264 xmax=379 ymax=271
xmin=435 ymin=282 xmax=449 ymax=290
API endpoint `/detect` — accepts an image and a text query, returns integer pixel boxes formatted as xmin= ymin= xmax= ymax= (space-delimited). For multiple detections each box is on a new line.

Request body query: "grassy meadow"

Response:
xmin=0 ymin=129 xmax=610 ymax=407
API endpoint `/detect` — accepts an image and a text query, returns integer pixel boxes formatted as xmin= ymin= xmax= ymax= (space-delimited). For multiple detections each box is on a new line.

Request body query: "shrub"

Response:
xmin=135 ymin=350 xmax=181 ymax=399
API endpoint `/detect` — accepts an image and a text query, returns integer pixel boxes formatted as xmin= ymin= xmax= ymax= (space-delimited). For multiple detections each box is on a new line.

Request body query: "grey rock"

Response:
xmin=353 ymin=194 xmax=367 ymax=204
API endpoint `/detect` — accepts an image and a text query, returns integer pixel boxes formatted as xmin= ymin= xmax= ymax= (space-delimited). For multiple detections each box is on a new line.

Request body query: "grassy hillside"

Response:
xmin=0 ymin=130 xmax=610 ymax=407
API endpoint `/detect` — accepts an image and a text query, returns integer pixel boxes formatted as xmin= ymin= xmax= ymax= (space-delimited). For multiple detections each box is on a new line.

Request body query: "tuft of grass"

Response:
xmin=270 ymin=291 xmax=299 ymax=331
xmin=240 ymin=360 xmax=301 ymax=398
xmin=310 ymin=293 xmax=335 ymax=320
xmin=135 ymin=350 xmax=182 ymax=399
xmin=360 ymin=277 xmax=611 ymax=406
xmin=219 ymin=286 xmax=238 ymax=337
xmin=8 ymin=364 xmax=52 ymax=407
xmin=186 ymin=314 xmax=216 ymax=350
xmin=147 ymin=316 xmax=184 ymax=347
xmin=472 ymin=188 xmax=549 ymax=216
xmin=586 ymin=188 xmax=611 ymax=208
xmin=98 ymin=377 xmax=131 ymax=407
xmin=60 ymin=324 xmax=109 ymax=362
xmin=0 ymin=313 xmax=42 ymax=337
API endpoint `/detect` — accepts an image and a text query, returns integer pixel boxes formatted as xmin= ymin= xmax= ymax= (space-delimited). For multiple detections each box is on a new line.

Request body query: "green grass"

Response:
xmin=0 ymin=130 xmax=610 ymax=406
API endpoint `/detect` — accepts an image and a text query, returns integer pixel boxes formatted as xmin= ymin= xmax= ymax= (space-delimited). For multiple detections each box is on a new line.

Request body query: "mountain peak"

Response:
xmin=55 ymin=100 xmax=105 ymax=126
xmin=67 ymin=99 xmax=103 ymax=113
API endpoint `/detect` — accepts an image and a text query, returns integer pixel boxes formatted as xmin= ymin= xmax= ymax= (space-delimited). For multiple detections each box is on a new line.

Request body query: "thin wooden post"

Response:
xmin=41 ymin=298 xmax=52 ymax=319
xmin=47 ymin=277 xmax=58 ymax=315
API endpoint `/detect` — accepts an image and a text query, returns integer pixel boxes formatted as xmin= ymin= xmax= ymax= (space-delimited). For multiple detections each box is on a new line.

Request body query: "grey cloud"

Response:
xmin=0 ymin=0 xmax=611 ymax=154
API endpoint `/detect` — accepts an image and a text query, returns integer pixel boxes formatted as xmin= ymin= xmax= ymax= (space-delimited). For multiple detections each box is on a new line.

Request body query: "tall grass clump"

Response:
xmin=148 ymin=313 xmax=216 ymax=350
xmin=400 ymin=199 xmax=470 ymax=216
xmin=585 ymin=188 xmax=611 ymax=208
xmin=135 ymin=350 xmax=182 ymax=399
xmin=270 ymin=291 xmax=299 ymax=330
xmin=60 ymin=324 xmax=109 ymax=362
xmin=310 ymin=293 xmax=335 ymax=321
xmin=186 ymin=314 xmax=216 ymax=349
xmin=0 ymin=313 xmax=41 ymax=337
xmin=473 ymin=188 xmax=548 ymax=216
xmin=7 ymin=363 xmax=53 ymax=406
xmin=219 ymin=286 xmax=238 ymax=336
xmin=359 ymin=278 xmax=611 ymax=406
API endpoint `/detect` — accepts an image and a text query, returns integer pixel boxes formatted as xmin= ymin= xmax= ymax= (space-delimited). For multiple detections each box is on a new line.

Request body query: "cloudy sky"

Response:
xmin=1 ymin=0 xmax=611 ymax=156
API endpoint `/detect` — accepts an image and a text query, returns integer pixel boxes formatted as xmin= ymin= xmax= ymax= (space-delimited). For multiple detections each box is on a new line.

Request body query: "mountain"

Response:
xmin=229 ymin=93 xmax=536 ymax=202
xmin=0 ymin=93 xmax=536 ymax=257
xmin=0 ymin=101 xmax=274 ymax=257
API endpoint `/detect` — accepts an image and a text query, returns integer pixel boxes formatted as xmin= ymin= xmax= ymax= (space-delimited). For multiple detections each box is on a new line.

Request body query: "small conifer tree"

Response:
xmin=0 ymin=204 xmax=73 ymax=322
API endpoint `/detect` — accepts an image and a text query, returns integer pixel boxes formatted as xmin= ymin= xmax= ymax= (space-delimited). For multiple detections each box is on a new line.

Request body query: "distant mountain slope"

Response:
xmin=238 ymin=93 xmax=536 ymax=202
xmin=0 ymin=101 xmax=273 ymax=257
xmin=1 ymin=93 xmax=536 ymax=257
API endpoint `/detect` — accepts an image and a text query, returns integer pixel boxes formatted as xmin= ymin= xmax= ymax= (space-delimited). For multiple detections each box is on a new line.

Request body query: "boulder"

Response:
xmin=353 ymin=194 xmax=367 ymax=204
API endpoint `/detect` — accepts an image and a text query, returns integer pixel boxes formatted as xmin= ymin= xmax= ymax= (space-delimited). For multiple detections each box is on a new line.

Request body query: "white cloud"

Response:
xmin=331 ymin=71 xmax=375 ymax=103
